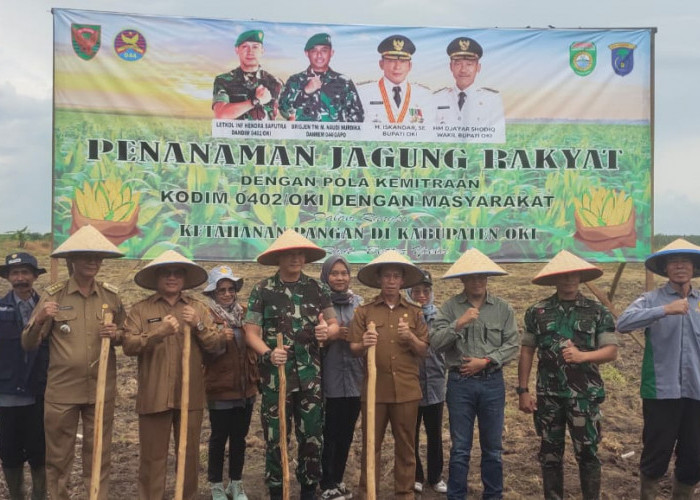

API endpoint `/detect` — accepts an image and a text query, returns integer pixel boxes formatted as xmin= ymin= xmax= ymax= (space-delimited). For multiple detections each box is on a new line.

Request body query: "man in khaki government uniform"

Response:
xmin=123 ymin=250 xmax=221 ymax=500
xmin=349 ymin=250 xmax=428 ymax=499
xmin=22 ymin=225 xmax=126 ymax=500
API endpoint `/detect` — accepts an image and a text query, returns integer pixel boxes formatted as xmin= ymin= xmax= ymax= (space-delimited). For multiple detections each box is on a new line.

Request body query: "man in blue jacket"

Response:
xmin=618 ymin=239 xmax=700 ymax=500
xmin=0 ymin=252 xmax=49 ymax=499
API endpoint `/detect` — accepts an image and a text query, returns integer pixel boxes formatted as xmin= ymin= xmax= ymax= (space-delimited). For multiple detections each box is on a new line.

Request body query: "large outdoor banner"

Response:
xmin=53 ymin=9 xmax=653 ymax=262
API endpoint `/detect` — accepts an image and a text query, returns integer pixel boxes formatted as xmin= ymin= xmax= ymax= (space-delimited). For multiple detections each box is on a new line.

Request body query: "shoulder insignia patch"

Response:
xmin=45 ymin=281 xmax=67 ymax=296
xmin=101 ymin=282 xmax=120 ymax=294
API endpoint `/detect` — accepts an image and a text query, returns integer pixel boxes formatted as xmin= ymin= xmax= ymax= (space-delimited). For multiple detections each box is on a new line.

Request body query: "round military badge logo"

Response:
xmin=114 ymin=29 xmax=147 ymax=61
xmin=570 ymin=42 xmax=596 ymax=76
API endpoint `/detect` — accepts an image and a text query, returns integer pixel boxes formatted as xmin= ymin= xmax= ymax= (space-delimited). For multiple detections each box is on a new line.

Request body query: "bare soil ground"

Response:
xmin=0 ymin=239 xmax=686 ymax=498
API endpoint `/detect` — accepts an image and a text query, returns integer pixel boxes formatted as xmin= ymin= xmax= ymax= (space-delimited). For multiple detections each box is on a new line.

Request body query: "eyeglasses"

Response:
xmin=411 ymin=288 xmax=431 ymax=296
xmin=216 ymin=287 xmax=237 ymax=295
xmin=158 ymin=268 xmax=185 ymax=278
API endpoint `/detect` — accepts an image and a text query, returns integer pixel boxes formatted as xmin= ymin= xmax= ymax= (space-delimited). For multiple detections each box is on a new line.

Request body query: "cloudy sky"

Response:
xmin=1 ymin=0 xmax=698 ymax=235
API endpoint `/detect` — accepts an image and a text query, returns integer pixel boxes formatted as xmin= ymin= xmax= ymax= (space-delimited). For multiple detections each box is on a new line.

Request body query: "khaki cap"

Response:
xmin=357 ymin=250 xmax=424 ymax=289
xmin=645 ymin=238 xmax=700 ymax=278
xmin=442 ymin=248 xmax=507 ymax=279
xmin=256 ymin=229 xmax=326 ymax=266
xmin=532 ymin=250 xmax=603 ymax=286
xmin=134 ymin=250 xmax=208 ymax=291
xmin=51 ymin=225 xmax=124 ymax=259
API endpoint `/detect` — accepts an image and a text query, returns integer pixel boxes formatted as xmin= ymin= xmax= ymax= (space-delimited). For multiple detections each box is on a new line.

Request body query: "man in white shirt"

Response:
xmin=357 ymin=35 xmax=434 ymax=124
xmin=434 ymin=37 xmax=505 ymax=142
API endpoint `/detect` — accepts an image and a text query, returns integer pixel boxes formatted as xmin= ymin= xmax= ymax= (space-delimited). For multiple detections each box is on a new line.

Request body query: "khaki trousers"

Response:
xmin=44 ymin=400 xmax=114 ymax=500
xmin=138 ymin=409 xmax=203 ymax=500
xmin=360 ymin=400 xmax=419 ymax=499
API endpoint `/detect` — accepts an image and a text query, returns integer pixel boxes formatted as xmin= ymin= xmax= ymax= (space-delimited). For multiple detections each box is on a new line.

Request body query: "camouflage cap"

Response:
xmin=378 ymin=35 xmax=415 ymax=60
xmin=447 ymin=37 xmax=483 ymax=60
xmin=236 ymin=29 xmax=264 ymax=47
xmin=305 ymin=33 xmax=332 ymax=51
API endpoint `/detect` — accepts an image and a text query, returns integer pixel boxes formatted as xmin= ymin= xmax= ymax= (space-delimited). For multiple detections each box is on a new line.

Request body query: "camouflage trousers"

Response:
xmin=260 ymin=382 xmax=323 ymax=489
xmin=534 ymin=395 xmax=602 ymax=469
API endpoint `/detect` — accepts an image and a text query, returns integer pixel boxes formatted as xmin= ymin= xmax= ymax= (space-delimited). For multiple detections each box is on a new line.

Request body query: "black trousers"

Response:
xmin=320 ymin=396 xmax=360 ymax=490
xmin=207 ymin=400 xmax=255 ymax=483
xmin=414 ymin=401 xmax=444 ymax=485
xmin=0 ymin=398 xmax=45 ymax=468
xmin=641 ymin=398 xmax=700 ymax=484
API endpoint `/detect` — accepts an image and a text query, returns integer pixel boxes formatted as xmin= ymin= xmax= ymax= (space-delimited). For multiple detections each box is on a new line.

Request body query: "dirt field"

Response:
xmin=0 ymin=239 xmax=687 ymax=499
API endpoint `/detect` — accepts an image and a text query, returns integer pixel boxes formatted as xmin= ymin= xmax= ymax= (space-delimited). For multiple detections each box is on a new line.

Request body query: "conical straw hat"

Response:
xmin=442 ymin=248 xmax=508 ymax=279
xmin=532 ymin=250 xmax=603 ymax=286
xmin=51 ymin=225 xmax=124 ymax=259
xmin=256 ymin=229 xmax=326 ymax=266
xmin=134 ymin=250 xmax=208 ymax=290
xmin=645 ymin=238 xmax=700 ymax=277
xmin=357 ymin=250 xmax=424 ymax=289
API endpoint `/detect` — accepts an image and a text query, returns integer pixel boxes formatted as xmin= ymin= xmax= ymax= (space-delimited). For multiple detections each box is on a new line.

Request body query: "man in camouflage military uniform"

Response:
xmin=517 ymin=251 xmax=618 ymax=500
xmin=279 ymin=33 xmax=364 ymax=122
xmin=244 ymin=230 xmax=339 ymax=500
xmin=212 ymin=29 xmax=283 ymax=120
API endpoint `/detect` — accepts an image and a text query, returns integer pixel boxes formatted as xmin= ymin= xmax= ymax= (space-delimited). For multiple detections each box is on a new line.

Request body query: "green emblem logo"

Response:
xmin=570 ymin=42 xmax=596 ymax=76
xmin=71 ymin=24 xmax=101 ymax=61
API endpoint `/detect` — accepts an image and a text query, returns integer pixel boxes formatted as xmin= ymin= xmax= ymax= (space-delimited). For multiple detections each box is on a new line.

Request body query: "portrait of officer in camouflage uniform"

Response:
xmin=244 ymin=230 xmax=339 ymax=500
xmin=279 ymin=33 xmax=364 ymax=122
xmin=212 ymin=29 xmax=283 ymax=120
xmin=434 ymin=37 xmax=505 ymax=142
xmin=517 ymin=250 xmax=618 ymax=500
xmin=357 ymin=35 xmax=434 ymax=123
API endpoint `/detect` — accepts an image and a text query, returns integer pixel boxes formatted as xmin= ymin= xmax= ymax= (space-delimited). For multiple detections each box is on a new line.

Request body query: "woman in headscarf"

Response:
xmin=202 ymin=265 xmax=258 ymax=500
xmin=407 ymin=270 xmax=447 ymax=494
xmin=319 ymin=255 xmax=363 ymax=500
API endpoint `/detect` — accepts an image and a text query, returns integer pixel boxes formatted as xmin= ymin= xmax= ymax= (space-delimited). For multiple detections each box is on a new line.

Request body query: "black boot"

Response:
xmin=269 ymin=486 xmax=283 ymax=500
xmin=542 ymin=466 xmax=564 ymax=500
xmin=30 ymin=466 xmax=46 ymax=500
xmin=579 ymin=464 xmax=601 ymax=500
xmin=2 ymin=466 xmax=25 ymax=500
xmin=300 ymin=483 xmax=318 ymax=500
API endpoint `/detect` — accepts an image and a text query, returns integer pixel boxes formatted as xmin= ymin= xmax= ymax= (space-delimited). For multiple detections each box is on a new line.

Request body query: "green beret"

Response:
xmin=305 ymin=33 xmax=332 ymax=51
xmin=377 ymin=35 xmax=415 ymax=60
xmin=236 ymin=30 xmax=264 ymax=47
xmin=446 ymin=37 xmax=483 ymax=60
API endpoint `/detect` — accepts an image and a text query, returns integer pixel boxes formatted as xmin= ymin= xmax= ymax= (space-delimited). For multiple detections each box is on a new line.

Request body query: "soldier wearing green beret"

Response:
xmin=279 ymin=33 xmax=364 ymax=122
xmin=434 ymin=36 xmax=505 ymax=142
xmin=357 ymin=34 xmax=435 ymax=124
xmin=212 ymin=29 xmax=283 ymax=120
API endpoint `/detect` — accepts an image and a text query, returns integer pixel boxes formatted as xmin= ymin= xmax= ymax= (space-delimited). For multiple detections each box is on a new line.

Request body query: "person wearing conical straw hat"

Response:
xmin=430 ymin=247 xmax=518 ymax=499
xmin=21 ymin=225 xmax=126 ymax=500
xmin=122 ymin=250 xmax=221 ymax=500
xmin=517 ymin=250 xmax=618 ymax=500
xmin=243 ymin=229 xmax=339 ymax=500
xmin=348 ymin=250 xmax=429 ymax=499
xmin=0 ymin=252 xmax=48 ymax=500
xmin=617 ymin=239 xmax=700 ymax=500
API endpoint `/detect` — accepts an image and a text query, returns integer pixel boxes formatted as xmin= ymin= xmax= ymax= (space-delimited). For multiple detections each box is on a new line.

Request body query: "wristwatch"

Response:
xmin=515 ymin=386 xmax=529 ymax=395
xmin=196 ymin=321 xmax=205 ymax=332
xmin=260 ymin=349 xmax=272 ymax=365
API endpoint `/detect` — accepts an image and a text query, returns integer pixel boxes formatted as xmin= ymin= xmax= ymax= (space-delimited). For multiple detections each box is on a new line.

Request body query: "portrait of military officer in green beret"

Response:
xmin=279 ymin=33 xmax=364 ymax=122
xmin=212 ymin=29 xmax=283 ymax=120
